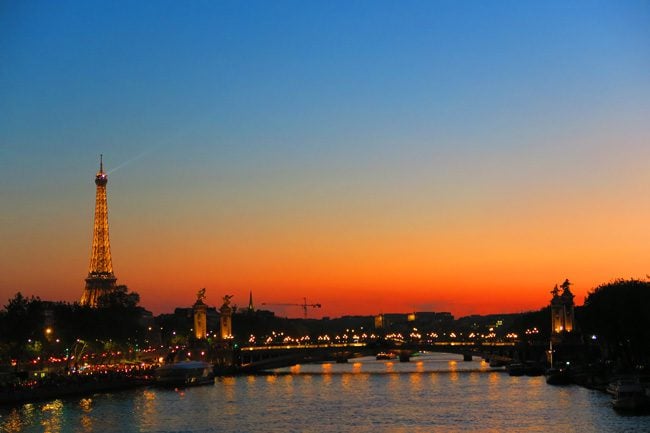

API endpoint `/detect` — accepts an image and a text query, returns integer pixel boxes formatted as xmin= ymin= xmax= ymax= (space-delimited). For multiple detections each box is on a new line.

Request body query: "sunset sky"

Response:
xmin=1 ymin=1 xmax=649 ymax=318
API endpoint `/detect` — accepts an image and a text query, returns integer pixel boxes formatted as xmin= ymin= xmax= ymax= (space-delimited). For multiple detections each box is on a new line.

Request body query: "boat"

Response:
xmin=154 ymin=361 xmax=214 ymax=387
xmin=610 ymin=380 xmax=647 ymax=411
xmin=507 ymin=363 xmax=526 ymax=376
xmin=376 ymin=352 xmax=397 ymax=361
xmin=545 ymin=367 xmax=572 ymax=385
xmin=524 ymin=362 xmax=544 ymax=377
xmin=506 ymin=361 xmax=543 ymax=377
xmin=489 ymin=358 xmax=507 ymax=368
xmin=607 ymin=378 xmax=642 ymax=396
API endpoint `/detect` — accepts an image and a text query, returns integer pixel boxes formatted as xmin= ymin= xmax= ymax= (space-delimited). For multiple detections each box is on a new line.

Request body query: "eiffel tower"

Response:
xmin=81 ymin=155 xmax=117 ymax=307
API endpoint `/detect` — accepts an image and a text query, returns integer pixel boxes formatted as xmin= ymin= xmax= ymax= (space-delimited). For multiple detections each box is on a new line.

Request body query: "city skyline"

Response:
xmin=1 ymin=1 xmax=649 ymax=318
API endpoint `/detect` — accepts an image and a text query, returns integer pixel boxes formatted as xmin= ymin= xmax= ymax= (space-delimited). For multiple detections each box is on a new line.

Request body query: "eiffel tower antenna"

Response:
xmin=81 ymin=155 xmax=117 ymax=306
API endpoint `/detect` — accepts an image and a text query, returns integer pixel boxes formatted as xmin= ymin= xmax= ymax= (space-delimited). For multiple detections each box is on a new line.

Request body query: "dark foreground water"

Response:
xmin=2 ymin=353 xmax=649 ymax=433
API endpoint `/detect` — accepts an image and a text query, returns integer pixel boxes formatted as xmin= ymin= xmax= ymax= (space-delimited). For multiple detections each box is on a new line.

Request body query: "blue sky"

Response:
xmin=1 ymin=1 xmax=649 ymax=315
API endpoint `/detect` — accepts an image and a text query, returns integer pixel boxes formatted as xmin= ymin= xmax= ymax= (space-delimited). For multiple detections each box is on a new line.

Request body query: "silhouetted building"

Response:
xmin=193 ymin=289 xmax=208 ymax=340
xmin=550 ymin=279 xmax=575 ymax=336
xmin=220 ymin=296 xmax=234 ymax=340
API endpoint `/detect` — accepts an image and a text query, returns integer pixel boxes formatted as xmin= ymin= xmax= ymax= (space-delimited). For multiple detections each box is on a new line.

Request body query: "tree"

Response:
xmin=94 ymin=286 xmax=146 ymax=349
xmin=96 ymin=285 xmax=140 ymax=309
xmin=581 ymin=278 xmax=650 ymax=368
xmin=0 ymin=293 xmax=45 ymax=363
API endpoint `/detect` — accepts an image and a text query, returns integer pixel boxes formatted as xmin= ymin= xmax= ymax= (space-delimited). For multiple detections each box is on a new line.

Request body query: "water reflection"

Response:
xmin=341 ymin=373 xmax=353 ymax=390
xmin=387 ymin=370 xmax=401 ymax=393
xmin=40 ymin=400 xmax=63 ymax=433
xmin=222 ymin=376 xmax=237 ymax=417
xmin=409 ymin=372 xmax=422 ymax=392
xmin=136 ymin=391 xmax=156 ymax=432
xmin=3 ymin=354 xmax=648 ymax=433
xmin=283 ymin=373 xmax=294 ymax=398
xmin=449 ymin=360 xmax=459 ymax=382
xmin=1 ymin=408 xmax=23 ymax=433
xmin=489 ymin=371 xmax=500 ymax=385
xmin=79 ymin=398 xmax=93 ymax=433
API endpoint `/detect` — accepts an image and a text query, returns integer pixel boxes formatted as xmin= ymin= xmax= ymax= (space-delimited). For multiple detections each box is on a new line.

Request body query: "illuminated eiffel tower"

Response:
xmin=80 ymin=155 xmax=117 ymax=307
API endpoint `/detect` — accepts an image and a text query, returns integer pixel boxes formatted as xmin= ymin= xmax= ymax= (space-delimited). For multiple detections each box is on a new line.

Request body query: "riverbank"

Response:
xmin=0 ymin=370 xmax=154 ymax=406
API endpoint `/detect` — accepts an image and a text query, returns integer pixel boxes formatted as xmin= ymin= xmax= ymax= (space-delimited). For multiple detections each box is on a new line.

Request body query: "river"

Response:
xmin=1 ymin=353 xmax=648 ymax=433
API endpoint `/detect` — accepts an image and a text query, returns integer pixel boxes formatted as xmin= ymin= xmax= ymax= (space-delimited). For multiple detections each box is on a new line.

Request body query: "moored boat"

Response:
xmin=155 ymin=361 xmax=214 ymax=387
xmin=607 ymin=378 xmax=642 ymax=395
xmin=545 ymin=367 xmax=572 ymax=385
xmin=507 ymin=363 xmax=526 ymax=376
xmin=611 ymin=381 xmax=647 ymax=411
xmin=376 ymin=352 xmax=397 ymax=361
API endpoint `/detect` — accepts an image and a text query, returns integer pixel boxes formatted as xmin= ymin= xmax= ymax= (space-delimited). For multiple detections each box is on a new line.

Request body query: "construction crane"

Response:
xmin=262 ymin=297 xmax=322 ymax=318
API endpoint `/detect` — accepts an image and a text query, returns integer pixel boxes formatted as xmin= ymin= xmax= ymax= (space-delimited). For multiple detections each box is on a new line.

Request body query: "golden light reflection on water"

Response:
xmin=40 ymin=399 xmax=63 ymax=433
xmin=80 ymin=415 xmax=92 ymax=433
xmin=409 ymin=372 xmax=422 ymax=391
xmin=1 ymin=357 xmax=627 ymax=433
xmin=222 ymin=376 xmax=238 ymax=417
xmin=1 ymin=409 xmax=23 ymax=433
xmin=387 ymin=370 xmax=401 ymax=393
xmin=79 ymin=398 xmax=93 ymax=412
xmin=79 ymin=398 xmax=93 ymax=433
xmin=341 ymin=373 xmax=352 ymax=390
xmin=137 ymin=390 xmax=157 ymax=432
xmin=526 ymin=376 xmax=544 ymax=410
xmin=448 ymin=360 xmax=458 ymax=382
xmin=283 ymin=373 xmax=295 ymax=400
xmin=222 ymin=376 xmax=237 ymax=399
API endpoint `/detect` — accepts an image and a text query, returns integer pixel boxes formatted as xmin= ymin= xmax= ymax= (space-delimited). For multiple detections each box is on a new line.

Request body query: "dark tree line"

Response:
xmin=579 ymin=278 xmax=650 ymax=368
xmin=0 ymin=286 xmax=146 ymax=364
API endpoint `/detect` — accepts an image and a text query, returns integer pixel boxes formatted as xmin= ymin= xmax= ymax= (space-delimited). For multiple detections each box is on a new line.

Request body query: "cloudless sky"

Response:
xmin=1 ymin=1 xmax=649 ymax=318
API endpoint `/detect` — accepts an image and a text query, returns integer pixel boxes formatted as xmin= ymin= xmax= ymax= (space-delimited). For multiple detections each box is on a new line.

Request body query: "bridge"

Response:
xmin=223 ymin=341 xmax=520 ymax=374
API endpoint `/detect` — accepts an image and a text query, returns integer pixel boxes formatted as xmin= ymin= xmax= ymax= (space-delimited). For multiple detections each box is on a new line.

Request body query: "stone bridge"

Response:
xmin=217 ymin=341 xmax=526 ymax=374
